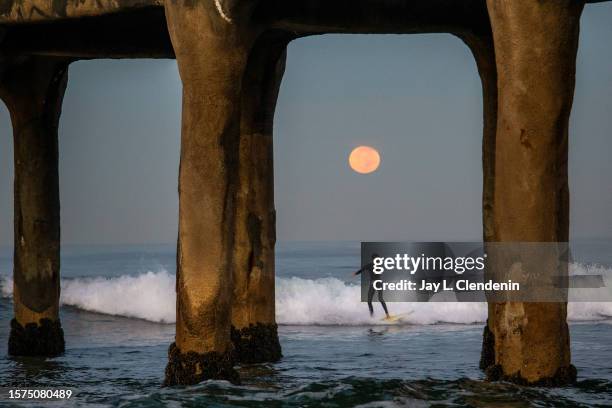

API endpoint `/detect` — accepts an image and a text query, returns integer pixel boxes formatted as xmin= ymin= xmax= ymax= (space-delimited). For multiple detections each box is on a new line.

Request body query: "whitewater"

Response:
xmin=2 ymin=266 xmax=612 ymax=326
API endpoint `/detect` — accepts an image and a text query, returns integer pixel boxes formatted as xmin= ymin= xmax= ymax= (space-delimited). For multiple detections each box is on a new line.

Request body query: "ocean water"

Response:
xmin=0 ymin=241 xmax=612 ymax=407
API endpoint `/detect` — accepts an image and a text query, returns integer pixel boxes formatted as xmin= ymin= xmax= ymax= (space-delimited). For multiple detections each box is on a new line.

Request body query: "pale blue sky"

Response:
xmin=1 ymin=4 xmax=611 ymax=245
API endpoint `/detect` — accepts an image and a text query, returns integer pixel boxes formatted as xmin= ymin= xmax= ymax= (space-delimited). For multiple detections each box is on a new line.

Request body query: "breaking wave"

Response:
xmin=1 ymin=265 xmax=612 ymax=325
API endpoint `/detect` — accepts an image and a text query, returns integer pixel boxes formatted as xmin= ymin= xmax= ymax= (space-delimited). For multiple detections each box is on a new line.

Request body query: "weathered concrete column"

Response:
xmin=483 ymin=0 xmax=584 ymax=385
xmin=163 ymin=0 xmax=258 ymax=385
xmin=457 ymin=31 xmax=497 ymax=245
xmin=230 ymin=33 xmax=289 ymax=364
xmin=0 ymin=56 xmax=68 ymax=356
xmin=456 ymin=28 xmax=498 ymax=371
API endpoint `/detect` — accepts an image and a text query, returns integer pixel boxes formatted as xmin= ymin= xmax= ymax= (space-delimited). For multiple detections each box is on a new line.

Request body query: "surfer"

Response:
xmin=354 ymin=254 xmax=390 ymax=319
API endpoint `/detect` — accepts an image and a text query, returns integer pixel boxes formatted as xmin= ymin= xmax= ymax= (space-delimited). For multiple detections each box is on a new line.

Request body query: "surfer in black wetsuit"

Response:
xmin=354 ymin=254 xmax=390 ymax=319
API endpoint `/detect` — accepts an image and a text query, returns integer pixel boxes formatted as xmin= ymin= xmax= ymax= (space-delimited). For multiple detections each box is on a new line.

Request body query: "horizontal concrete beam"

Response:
xmin=0 ymin=0 xmax=607 ymax=58
xmin=0 ymin=0 xmax=161 ymax=24
xmin=0 ymin=8 xmax=173 ymax=58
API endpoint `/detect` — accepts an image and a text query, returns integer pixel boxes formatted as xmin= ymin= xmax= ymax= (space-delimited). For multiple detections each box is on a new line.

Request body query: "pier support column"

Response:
xmin=483 ymin=0 xmax=584 ymax=385
xmin=457 ymin=27 xmax=497 ymax=372
xmin=0 ymin=57 xmax=68 ymax=357
xmin=163 ymin=0 xmax=257 ymax=385
xmin=457 ymin=30 xmax=497 ymax=245
xmin=231 ymin=33 xmax=289 ymax=364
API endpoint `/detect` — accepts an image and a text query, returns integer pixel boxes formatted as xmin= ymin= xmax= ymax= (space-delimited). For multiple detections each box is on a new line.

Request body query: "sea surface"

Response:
xmin=1 ymin=241 xmax=612 ymax=407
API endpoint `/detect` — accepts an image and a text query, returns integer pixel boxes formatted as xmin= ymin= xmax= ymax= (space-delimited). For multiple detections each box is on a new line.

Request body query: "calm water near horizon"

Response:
xmin=1 ymin=241 xmax=612 ymax=407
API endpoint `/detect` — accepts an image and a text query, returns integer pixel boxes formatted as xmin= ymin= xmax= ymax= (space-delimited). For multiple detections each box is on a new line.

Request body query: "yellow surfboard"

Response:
xmin=381 ymin=312 xmax=413 ymax=323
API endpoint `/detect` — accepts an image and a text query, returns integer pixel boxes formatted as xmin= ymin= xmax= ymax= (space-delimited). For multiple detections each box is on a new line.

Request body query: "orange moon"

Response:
xmin=348 ymin=146 xmax=381 ymax=174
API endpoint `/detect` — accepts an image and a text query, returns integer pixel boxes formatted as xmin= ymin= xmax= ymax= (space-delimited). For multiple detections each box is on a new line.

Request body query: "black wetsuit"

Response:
xmin=356 ymin=262 xmax=389 ymax=316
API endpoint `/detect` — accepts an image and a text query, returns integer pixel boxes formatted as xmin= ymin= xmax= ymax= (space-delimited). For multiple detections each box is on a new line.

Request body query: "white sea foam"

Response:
xmin=1 ymin=266 xmax=612 ymax=325
xmin=275 ymin=276 xmax=488 ymax=325
xmin=0 ymin=271 xmax=176 ymax=324
xmin=0 ymin=274 xmax=11 ymax=298
xmin=60 ymin=271 xmax=177 ymax=323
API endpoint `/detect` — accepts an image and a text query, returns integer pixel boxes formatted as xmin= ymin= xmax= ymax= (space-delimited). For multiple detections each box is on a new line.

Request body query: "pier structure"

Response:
xmin=0 ymin=0 xmax=601 ymax=386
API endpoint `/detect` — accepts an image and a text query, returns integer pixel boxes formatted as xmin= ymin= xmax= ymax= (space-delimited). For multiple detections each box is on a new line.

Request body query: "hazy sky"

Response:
xmin=1 ymin=4 xmax=611 ymax=245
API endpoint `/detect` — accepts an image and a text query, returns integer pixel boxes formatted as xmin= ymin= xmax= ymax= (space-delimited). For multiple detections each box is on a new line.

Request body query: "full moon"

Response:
xmin=348 ymin=146 xmax=381 ymax=174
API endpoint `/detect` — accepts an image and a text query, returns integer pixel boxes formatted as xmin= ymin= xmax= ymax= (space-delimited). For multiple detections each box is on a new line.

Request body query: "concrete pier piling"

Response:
xmin=0 ymin=56 xmax=69 ymax=357
xmin=231 ymin=33 xmax=290 ymax=364
xmin=162 ymin=1 xmax=257 ymax=385
xmin=481 ymin=0 xmax=584 ymax=385
xmin=0 ymin=0 xmax=603 ymax=386
xmin=455 ymin=26 xmax=498 ymax=379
